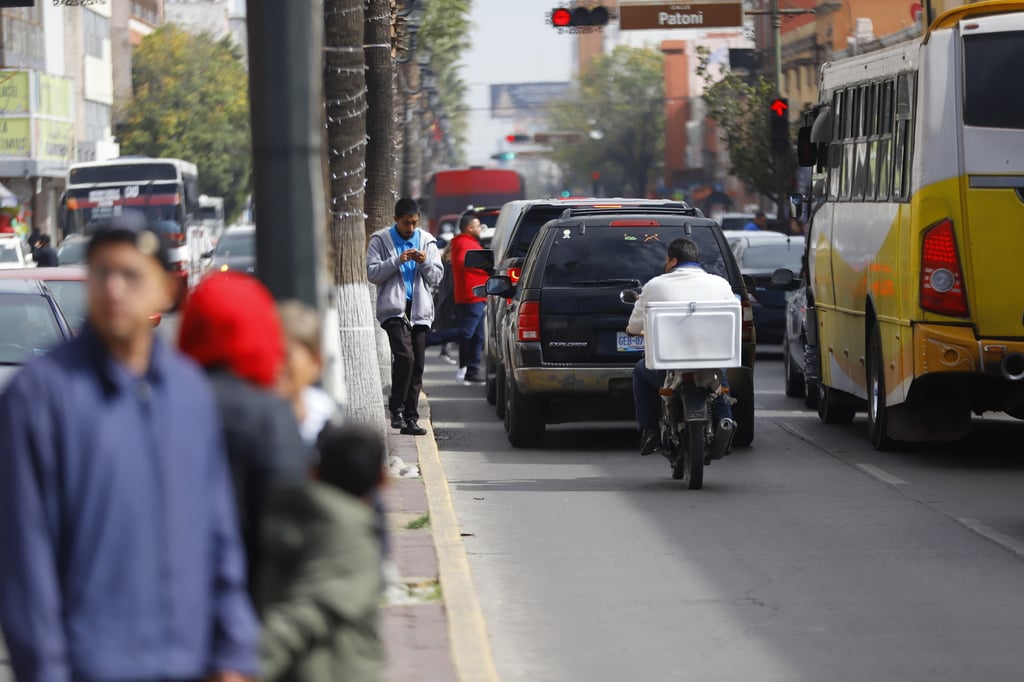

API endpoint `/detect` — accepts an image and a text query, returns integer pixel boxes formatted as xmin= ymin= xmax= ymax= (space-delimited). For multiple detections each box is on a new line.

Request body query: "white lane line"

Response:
xmin=757 ymin=409 xmax=820 ymax=418
xmin=855 ymin=463 xmax=909 ymax=486
xmin=957 ymin=518 xmax=1024 ymax=560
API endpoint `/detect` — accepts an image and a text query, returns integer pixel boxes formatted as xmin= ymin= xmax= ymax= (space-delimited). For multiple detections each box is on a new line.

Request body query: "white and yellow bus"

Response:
xmin=797 ymin=0 xmax=1024 ymax=448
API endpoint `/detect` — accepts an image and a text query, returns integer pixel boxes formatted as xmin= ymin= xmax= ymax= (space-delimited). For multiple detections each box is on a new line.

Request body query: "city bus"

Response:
xmin=796 ymin=0 xmax=1024 ymax=448
xmin=419 ymin=167 xmax=526 ymax=235
xmin=63 ymin=157 xmax=202 ymax=288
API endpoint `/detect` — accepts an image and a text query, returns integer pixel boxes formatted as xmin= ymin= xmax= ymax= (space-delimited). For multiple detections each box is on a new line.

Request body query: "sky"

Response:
xmin=461 ymin=1 xmax=575 ymax=165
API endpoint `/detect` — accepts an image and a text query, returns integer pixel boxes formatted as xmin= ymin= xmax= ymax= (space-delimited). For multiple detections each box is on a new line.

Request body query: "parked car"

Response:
xmin=730 ymin=236 xmax=805 ymax=344
xmin=0 ymin=279 xmax=74 ymax=391
xmin=483 ymin=205 xmax=757 ymax=448
xmin=205 ymin=224 xmax=256 ymax=275
xmin=479 ymin=198 xmax=699 ymax=411
xmin=56 ymin=233 xmax=90 ymax=265
xmin=782 ymin=278 xmax=820 ymax=408
xmin=0 ymin=235 xmax=33 ymax=269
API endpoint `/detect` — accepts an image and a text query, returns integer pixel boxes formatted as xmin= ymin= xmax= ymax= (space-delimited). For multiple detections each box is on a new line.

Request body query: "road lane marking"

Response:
xmin=778 ymin=422 xmax=815 ymax=443
xmin=855 ymin=463 xmax=909 ymax=486
xmin=417 ymin=395 xmax=502 ymax=682
xmin=957 ymin=518 xmax=1024 ymax=560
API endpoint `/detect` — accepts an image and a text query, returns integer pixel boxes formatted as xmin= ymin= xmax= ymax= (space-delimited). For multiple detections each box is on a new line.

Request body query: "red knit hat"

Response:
xmin=178 ymin=271 xmax=284 ymax=388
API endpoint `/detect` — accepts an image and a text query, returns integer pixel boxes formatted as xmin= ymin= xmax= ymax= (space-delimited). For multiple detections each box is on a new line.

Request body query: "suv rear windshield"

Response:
xmin=540 ymin=223 xmax=731 ymax=288
xmin=964 ymin=31 xmax=1024 ymax=130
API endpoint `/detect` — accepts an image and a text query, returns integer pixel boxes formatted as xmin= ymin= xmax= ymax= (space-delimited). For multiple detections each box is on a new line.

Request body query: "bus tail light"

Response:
xmin=517 ymin=301 xmax=541 ymax=341
xmin=920 ymin=219 xmax=969 ymax=318
xmin=741 ymin=297 xmax=755 ymax=342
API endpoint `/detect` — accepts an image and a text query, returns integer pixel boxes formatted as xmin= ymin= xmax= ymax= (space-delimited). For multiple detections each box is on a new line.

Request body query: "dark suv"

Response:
xmin=485 ymin=207 xmax=757 ymax=447
xmin=481 ymin=198 xmax=696 ymax=407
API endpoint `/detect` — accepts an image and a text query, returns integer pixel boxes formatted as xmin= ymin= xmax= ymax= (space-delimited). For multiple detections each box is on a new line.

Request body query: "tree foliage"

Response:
xmin=695 ymin=46 xmax=794 ymax=212
xmin=418 ymin=0 xmax=471 ymax=161
xmin=118 ymin=25 xmax=250 ymax=222
xmin=546 ymin=46 xmax=665 ymax=197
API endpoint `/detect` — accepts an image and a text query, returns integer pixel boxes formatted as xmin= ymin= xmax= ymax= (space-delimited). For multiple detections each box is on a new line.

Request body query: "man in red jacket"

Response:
xmin=426 ymin=213 xmax=488 ymax=383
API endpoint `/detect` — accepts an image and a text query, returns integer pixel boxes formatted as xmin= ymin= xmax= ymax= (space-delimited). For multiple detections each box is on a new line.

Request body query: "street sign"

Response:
xmin=618 ymin=2 xmax=744 ymax=31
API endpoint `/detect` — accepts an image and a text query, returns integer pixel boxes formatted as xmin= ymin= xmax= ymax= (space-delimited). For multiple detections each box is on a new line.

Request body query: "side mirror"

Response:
xmin=484 ymin=275 xmax=514 ymax=297
xmin=464 ymin=249 xmax=495 ymax=273
xmin=201 ymin=250 xmax=214 ymax=259
xmin=742 ymin=274 xmax=757 ymax=295
xmin=472 ymin=284 xmax=487 ymax=298
xmin=619 ymin=289 xmax=640 ymax=305
xmin=770 ymin=268 xmax=797 ymax=288
xmin=790 ymin=193 xmax=806 ymax=220
xmin=797 ymin=125 xmax=816 ymax=167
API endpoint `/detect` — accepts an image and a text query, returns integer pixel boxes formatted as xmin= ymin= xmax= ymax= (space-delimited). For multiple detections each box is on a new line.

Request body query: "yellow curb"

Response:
xmin=415 ymin=396 xmax=502 ymax=682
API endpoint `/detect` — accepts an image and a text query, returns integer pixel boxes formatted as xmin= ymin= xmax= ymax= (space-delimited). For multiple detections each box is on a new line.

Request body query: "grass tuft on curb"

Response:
xmin=405 ymin=513 xmax=430 ymax=530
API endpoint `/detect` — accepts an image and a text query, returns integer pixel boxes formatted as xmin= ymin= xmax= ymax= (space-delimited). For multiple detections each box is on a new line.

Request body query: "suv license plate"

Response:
xmin=616 ymin=332 xmax=644 ymax=352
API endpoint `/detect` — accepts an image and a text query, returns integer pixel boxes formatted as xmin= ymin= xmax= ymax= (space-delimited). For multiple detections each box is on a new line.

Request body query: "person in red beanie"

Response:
xmin=178 ymin=271 xmax=309 ymax=592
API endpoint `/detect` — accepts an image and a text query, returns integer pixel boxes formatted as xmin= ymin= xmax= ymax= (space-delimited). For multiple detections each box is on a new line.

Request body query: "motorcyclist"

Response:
xmin=627 ymin=238 xmax=736 ymax=457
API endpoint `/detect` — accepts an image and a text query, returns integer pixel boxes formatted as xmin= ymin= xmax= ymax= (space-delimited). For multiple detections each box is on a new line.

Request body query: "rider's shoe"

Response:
xmin=640 ymin=428 xmax=662 ymax=456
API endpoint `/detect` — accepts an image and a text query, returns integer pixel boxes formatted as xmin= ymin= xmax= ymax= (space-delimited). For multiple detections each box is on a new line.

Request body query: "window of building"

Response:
xmin=84 ymin=10 xmax=109 ymax=59
xmin=84 ymin=101 xmax=110 ymax=144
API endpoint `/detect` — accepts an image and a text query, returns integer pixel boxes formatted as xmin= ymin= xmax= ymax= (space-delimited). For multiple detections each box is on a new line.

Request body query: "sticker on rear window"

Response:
xmin=624 ymin=234 xmax=637 ymax=241
xmin=644 ymin=233 xmax=661 ymax=242
xmin=562 ymin=229 xmax=571 ymax=240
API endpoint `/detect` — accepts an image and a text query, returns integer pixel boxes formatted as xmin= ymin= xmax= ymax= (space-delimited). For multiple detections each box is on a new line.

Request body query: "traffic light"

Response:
xmin=506 ymin=134 xmax=531 ymax=143
xmin=550 ymin=6 xmax=610 ymax=28
xmin=491 ymin=152 xmax=516 ymax=162
xmin=769 ymin=97 xmax=790 ymax=155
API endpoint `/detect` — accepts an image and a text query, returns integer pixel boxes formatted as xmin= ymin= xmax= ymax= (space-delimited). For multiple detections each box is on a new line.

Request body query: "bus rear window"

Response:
xmin=963 ymin=31 xmax=1024 ymax=130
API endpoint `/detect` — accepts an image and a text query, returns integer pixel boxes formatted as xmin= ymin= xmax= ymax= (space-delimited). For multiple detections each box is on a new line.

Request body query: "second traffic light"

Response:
xmin=769 ymin=97 xmax=790 ymax=155
xmin=506 ymin=134 xmax=532 ymax=143
xmin=550 ymin=6 xmax=610 ymax=28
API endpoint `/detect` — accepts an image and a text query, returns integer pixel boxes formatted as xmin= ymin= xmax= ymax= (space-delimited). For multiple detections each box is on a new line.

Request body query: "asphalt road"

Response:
xmin=426 ymin=352 xmax=1024 ymax=681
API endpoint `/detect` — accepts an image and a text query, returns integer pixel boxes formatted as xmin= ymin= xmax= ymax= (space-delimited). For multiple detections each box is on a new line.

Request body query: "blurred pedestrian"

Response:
xmin=33 ymin=234 xmax=58 ymax=267
xmin=258 ymin=424 xmax=387 ymax=682
xmin=432 ymin=242 xmax=459 ymax=365
xmin=0 ymin=212 xmax=259 ymax=682
xmin=26 ymin=224 xmax=42 ymax=258
xmin=743 ymin=211 xmax=768 ymax=231
xmin=426 ymin=213 xmax=489 ymax=384
xmin=178 ymin=271 xmax=310 ymax=593
xmin=277 ymin=298 xmax=343 ymax=446
xmin=366 ymin=198 xmax=443 ymax=436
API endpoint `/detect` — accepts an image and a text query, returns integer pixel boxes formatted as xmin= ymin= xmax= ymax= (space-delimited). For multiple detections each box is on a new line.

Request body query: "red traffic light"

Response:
xmin=551 ymin=7 xmax=572 ymax=26
xmin=770 ymin=98 xmax=789 ymax=117
xmin=506 ymin=134 xmax=531 ymax=143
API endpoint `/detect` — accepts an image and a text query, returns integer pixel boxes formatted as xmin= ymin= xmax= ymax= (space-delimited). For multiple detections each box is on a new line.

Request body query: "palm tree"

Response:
xmin=324 ymin=0 xmax=387 ymax=430
xmin=364 ymin=0 xmax=397 ymax=236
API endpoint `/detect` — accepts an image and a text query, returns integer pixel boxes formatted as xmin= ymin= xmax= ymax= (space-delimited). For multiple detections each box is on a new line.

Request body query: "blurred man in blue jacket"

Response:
xmin=0 ymin=212 xmax=259 ymax=682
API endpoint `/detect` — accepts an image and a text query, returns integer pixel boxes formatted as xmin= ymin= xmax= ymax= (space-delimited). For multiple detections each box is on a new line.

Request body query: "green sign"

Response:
xmin=0 ymin=72 xmax=30 ymax=116
xmin=0 ymin=118 xmax=31 ymax=158
xmin=38 ymin=74 xmax=73 ymax=120
xmin=37 ymin=119 xmax=74 ymax=162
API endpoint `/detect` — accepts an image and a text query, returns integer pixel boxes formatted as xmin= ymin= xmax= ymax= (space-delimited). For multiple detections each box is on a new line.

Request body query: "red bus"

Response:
xmin=420 ymin=167 xmax=525 ymax=234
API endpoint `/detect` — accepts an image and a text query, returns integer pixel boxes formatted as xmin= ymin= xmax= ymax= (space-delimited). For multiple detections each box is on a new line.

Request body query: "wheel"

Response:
xmin=803 ymin=378 xmax=819 ymax=409
xmin=784 ymin=344 xmax=805 ymax=398
xmin=672 ymin=423 xmax=705 ymax=489
xmin=817 ymin=383 xmax=856 ymax=424
xmin=732 ymin=390 xmax=755 ymax=447
xmin=495 ymin=363 xmax=507 ymax=419
xmin=485 ymin=355 xmax=497 ymax=405
xmin=867 ymin=324 xmax=896 ymax=450
xmin=506 ymin=373 xmax=545 ymax=447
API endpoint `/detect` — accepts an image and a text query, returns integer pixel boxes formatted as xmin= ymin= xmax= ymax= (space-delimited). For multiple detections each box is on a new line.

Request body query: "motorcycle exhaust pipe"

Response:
xmin=707 ymin=417 xmax=736 ymax=461
xmin=1001 ymin=353 xmax=1024 ymax=382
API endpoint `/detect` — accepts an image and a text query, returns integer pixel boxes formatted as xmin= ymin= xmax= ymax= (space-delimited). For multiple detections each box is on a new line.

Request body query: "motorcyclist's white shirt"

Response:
xmin=626 ymin=265 xmax=736 ymax=336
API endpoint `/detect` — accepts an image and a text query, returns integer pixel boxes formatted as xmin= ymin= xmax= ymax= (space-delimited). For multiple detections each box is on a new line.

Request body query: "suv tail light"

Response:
xmin=741 ymin=297 xmax=755 ymax=342
xmin=920 ymin=219 xmax=968 ymax=318
xmin=517 ymin=301 xmax=541 ymax=341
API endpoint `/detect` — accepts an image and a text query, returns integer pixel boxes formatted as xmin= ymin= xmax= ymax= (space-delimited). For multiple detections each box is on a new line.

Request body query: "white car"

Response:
xmin=0 ymin=235 xmax=33 ymax=269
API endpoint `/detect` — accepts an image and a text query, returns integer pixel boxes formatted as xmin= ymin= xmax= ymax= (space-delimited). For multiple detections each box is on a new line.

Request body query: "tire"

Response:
xmin=817 ymin=383 xmax=856 ymax=424
xmin=506 ymin=373 xmax=545 ymax=447
xmin=803 ymin=378 xmax=819 ymax=409
xmin=495 ymin=363 xmax=507 ymax=419
xmin=673 ymin=423 xmax=705 ymax=489
xmin=867 ymin=324 xmax=896 ymax=450
xmin=485 ymin=355 xmax=497 ymax=405
xmin=784 ymin=345 xmax=805 ymax=398
xmin=732 ymin=390 xmax=755 ymax=447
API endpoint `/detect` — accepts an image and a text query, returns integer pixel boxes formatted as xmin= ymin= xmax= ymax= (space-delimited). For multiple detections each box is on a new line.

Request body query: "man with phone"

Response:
xmin=366 ymin=198 xmax=444 ymax=436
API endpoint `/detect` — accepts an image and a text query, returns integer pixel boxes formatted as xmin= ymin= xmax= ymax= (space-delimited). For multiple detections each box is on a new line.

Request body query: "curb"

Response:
xmin=415 ymin=397 xmax=502 ymax=682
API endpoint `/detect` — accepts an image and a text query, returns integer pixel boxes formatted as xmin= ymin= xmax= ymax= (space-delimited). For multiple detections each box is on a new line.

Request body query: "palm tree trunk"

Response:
xmin=324 ymin=0 xmax=387 ymax=432
xmin=363 ymin=0 xmax=397 ymax=235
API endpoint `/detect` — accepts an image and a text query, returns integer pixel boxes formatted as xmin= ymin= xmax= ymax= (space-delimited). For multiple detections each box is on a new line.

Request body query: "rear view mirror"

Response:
xmin=485 ymin=275 xmax=514 ymax=297
xmin=742 ymin=274 xmax=756 ymax=295
xmin=464 ymin=249 xmax=495 ymax=273
xmin=797 ymin=126 xmax=816 ymax=167
xmin=619 ymin=289 xmax=640 ymax=305
xmin=770 ymin=268 xmax=797 ymax=288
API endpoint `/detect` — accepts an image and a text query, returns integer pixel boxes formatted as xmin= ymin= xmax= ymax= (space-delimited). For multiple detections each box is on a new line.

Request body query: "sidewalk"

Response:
xmin=381 ymin=396 xmax=498 ymax=682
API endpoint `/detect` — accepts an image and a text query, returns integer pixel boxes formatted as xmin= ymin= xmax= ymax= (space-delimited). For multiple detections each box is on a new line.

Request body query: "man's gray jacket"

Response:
xmin=366 ymin=227 xmax=444 ymax=327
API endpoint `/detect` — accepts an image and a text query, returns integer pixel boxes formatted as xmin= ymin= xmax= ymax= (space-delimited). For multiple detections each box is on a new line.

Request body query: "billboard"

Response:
xmin=490 ymin=82 xmax=571 ymax=119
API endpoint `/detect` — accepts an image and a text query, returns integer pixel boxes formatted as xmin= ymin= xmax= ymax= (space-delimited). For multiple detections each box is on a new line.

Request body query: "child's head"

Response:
xmin=315 ymin=424 xmax=386 ymax=498
xmin=277 ymin=299 xmax=323 ymax=400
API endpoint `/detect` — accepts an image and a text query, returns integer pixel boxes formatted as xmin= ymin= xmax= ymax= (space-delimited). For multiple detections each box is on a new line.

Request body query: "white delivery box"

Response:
xmin=643 ymin=299 xmax=742 ymax=370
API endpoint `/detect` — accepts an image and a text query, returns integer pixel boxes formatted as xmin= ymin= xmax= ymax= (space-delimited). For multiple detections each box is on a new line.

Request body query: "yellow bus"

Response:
xmin=796 ymin=0 xmax=1024 ymax=449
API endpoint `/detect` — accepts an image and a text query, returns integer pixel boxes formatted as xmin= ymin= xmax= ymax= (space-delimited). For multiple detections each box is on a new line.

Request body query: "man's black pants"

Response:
xmin=383 ymin=316 xmax=428 ymax=420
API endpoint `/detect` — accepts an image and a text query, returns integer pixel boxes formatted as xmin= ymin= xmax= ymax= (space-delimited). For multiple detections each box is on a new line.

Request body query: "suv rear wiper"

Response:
xmin=569 ymin=278 xmax=641 ymax=287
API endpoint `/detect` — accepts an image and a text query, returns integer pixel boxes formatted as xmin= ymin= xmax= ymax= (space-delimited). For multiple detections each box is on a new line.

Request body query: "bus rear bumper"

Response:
xmin=914 ymin=323 xmax=1024 ymax=380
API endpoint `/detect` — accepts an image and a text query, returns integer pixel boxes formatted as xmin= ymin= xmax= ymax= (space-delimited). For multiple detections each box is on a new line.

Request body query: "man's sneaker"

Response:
xmin=401 ymin=419 xmax=427 ymax=436
xmin=640 ymin=428 xmax=662 ymax=456
xmin=455 ymin=367 xmax=467 ymax=381
xmin=390 ymin=410 xmax=405 ymax=429
xmin=463 ymin=372 xmax=486 ymax=384
xmin=439 ymin=345 xmax=458 ymax=365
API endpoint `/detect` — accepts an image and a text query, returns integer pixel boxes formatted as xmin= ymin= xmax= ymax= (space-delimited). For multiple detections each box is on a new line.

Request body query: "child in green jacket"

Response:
xmin=258 ymin=425 xmax=386 ymax=682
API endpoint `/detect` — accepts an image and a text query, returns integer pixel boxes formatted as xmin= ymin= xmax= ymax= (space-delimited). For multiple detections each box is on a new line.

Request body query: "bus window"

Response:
xmin=892 ymin=73 xmax=916 ymax=201
xmin=963 ymin=31 xmax=1024 ymax=130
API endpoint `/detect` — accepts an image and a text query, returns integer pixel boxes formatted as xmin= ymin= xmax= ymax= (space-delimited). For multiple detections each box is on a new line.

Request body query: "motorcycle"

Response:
xmin=621 ymin=289 xmax=737 ymax=489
